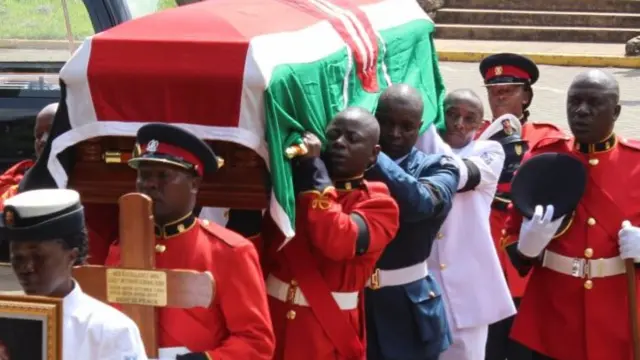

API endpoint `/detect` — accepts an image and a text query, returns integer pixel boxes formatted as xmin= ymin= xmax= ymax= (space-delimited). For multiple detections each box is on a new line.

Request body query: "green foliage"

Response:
xmin=0 ymin=0 xmax=177 ymax=40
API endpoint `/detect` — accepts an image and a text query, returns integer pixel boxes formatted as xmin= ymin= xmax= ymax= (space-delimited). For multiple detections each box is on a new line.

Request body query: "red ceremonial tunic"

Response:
xmin=477 ymin=119 xmax=564 ymax=297
xmin=0 ymin=160 xmax=33 ymax=195
xmin=106 ymin=214 xmax=275 ymax=359
xmin=0 ymin=160 xmax=115 ymax=265
xmin=503 ymin=134 xmax=640 ymax=360
xmin=262 ymin=180 xmax=399 ymax=360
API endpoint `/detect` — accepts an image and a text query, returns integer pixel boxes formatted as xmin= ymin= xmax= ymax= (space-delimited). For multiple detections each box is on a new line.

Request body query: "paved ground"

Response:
xmin=440 ymin=62 xmax=640 ymax=138
xmin=0 ymin=59 xmax=638 ymax=292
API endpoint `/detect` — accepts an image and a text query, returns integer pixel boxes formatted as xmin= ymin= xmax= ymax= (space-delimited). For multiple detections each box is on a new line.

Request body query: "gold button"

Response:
xmin=286 ymin=310 xmax=296 ymax=320
xmin=588 ymin=158 xmax=599 ymax=166
xmin=155 ymin=244 xmax=167 ymax=253
xmin=584 ymin=280 xmax=593 ymax=290
xmin=584 ymin=248 xmax=594 ymax=258
xmin=587 ymin=218 xmax=596 ymax=226
xmin=440 ymin=264 xmax=446 ymax=270
xmin=428 ymin=291 xmax=436 ymax=298
xmin=501 ymin=229 xmax=507 ymax=235
xmin=202 ymin=219 xmax=209 ymax=226
xmin=437 ymin=232 xmax=444 ymax=240
xmin=177 ymin=224 xmax=185 ymax=233
xmin=290 ymin=279 xmax=298 ymax=287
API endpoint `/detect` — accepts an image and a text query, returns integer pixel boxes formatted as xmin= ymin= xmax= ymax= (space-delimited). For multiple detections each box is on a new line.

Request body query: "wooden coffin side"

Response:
xmin=69 ymin=137 xmax=270 ymax=209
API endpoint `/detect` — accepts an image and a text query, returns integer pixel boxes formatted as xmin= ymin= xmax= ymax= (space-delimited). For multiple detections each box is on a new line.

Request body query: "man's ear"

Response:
xmin=67 ymin=247 xmax=79 ymax=268
xmin=613 ymin=104 xmax=621 ymax=123
xmin=368 ymin=144 xmax=381 ymax=167
xmin=191 ymin=176 xmax=202 ymax=194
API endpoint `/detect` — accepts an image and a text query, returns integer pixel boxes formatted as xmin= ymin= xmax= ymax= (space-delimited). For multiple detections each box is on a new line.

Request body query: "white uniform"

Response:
xmin=64 ymin=281 xmax=147 ymax=360
xmin=416 ymin=125 xmax=516 ymax=360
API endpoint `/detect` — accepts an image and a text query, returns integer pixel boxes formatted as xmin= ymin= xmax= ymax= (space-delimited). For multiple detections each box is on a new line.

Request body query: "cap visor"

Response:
xmin=128 ymin=157 xmax=193 ymax=172
xmin=484 ymin=82 xmax=526 ymax=87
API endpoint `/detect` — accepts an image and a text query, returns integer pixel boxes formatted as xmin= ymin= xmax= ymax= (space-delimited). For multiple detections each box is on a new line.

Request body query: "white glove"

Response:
xmin=517 ymin=205 xmax=565 ymax=258
xmin=619 ymin=221 xmax=640 ymax=262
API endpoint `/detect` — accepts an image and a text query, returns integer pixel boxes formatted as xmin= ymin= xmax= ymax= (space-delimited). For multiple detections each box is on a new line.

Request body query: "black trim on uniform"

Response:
xmin=292 ymin=157 xmax=333 ymax=194
xmin=155 ymin=213 xmax=196 ymax=238
xmin=176 ymin=353 xmax=208 ymax=360
xmin=505 ymin=242 xmax=534 ymax=277
xmin=334 ymin=177 xmax=364 ymax=191
xmin=351 ymin=212 xmax=370 ymax=256
xmin=574 ymin=134 xmax=616 ymax=154
xmin=458 ymin=158 xmax=481 ymax=193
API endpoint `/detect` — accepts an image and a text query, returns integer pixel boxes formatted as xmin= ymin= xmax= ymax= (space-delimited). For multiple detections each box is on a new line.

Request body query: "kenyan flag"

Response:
xmin=42 ymin=0 xmax=445 ymax=240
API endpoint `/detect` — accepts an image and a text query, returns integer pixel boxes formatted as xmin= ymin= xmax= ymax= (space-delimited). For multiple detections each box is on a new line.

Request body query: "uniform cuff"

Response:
xmin=176 ymin=352 xmax=210 ymax=360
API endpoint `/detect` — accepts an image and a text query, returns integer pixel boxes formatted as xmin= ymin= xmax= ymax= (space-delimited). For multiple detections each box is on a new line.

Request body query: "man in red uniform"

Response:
xmin=261 ymin=107 xmax=400 ymax=360
xmin=502 ymin=69 xmax=640 ymax=360
xmin=0 ymin=103 xmax=56 ymax=198
xmin=477 ymin=54 xmax=565 ymax=360
xmin=105 ymin=123 xmax=275 ymax=359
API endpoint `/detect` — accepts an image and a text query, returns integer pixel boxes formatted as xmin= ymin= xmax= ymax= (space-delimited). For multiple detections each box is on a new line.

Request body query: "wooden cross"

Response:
xmin=73 ymin=193 xmax=215 ymax=358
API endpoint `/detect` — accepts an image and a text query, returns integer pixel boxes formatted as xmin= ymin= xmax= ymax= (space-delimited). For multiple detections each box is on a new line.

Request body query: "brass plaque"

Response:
xmin=106 ymin=269 xmax=168 ymax=306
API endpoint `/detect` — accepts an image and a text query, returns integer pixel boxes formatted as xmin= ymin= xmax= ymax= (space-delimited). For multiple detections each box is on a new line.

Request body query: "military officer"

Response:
xmin=260 ymin=107 xmax=400 ymax=360
xmin=105 ymin=123 xmax=275 ymax=359
xmin=364 ymin=85 xmax=461 ymax=360
xmin=476 ymin=53 xmax=567 ymax=360
xmin=502 ymin=69 xmax=640 ymax=360
xmin=429 ymin=89 xmax=516 ymax=360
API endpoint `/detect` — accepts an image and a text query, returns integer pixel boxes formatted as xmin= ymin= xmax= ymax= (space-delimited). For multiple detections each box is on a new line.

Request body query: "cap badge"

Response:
xmin=494 ymin=66 xmax=503 ymax=75
xmin=501 ymin=119 xmax=514 ymax=136
xmin=146 ymin=140 xmax=159 ymax=153
xmin=133 ymin=143 xmax=142 ymax=157
xmin=4 ymin=210 xmax=14 ymax=227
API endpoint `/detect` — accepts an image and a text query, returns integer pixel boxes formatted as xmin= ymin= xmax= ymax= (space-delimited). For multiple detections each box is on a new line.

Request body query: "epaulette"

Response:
xmin=199 ymin=218 xmax=250 ymax=248
xmin=531 ymin=135 xmax=571 ymax=151
xmin=619 ymin=137 xmax=640 ymax=151
xmin=529 ymin=122 xmax=562 ymax=131
xmin=362 ymin=180 xmax=391 ymax=198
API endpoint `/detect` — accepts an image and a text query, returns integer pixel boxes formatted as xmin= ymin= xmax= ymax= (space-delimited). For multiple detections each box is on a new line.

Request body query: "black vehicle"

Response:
xmin=0 ymin=0 xmax=172 ymax=172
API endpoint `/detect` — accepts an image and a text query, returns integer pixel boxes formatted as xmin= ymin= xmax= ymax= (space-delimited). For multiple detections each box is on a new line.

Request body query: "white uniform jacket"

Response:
xmin=417 ymin=125 xmax=516 ymax=329
xmin=64 ymin=281 xmax=147 ymax=360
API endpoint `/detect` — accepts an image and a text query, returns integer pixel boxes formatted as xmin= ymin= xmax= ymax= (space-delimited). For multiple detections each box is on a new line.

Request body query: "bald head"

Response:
xmin=324 ymin=106 xmax=381 ymax=179
xmin=333 ymin=106 xmax=380 ymax=144
xmin=444 ymin=89 xmax=484 ymax=113
xmin=375 ymin=84 xmax=425 ymax=159
xmin=567 ymin=70 xmax=621 ymax=144
xmin=377 ymin=84 xmax=424 ymax=116
xmin=570 ymin=69 xmax=619 ymax=102
xmin=34 ymin=103 xmax=57 ymax=158
xmin=442 ymin=89 xmax=485 ymax=148
xmin=37 ymin=103 xmax=58 ymax=123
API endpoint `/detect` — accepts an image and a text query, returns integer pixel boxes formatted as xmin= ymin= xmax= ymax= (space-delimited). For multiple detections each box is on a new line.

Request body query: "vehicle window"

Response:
xmin=125 ymin=0 xmax=177 ymax=19
xmin=0 ymin=0 xmax=96 ymax=62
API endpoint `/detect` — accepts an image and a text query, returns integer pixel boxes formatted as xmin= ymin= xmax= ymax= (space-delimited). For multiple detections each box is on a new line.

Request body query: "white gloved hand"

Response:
xmin=517 ymin=204 xmax=565 ymax=258
xmin=619 ymin=221 xmax=640 ymax=262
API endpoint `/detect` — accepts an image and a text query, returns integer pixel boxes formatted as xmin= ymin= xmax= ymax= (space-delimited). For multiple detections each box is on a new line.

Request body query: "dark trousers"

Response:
xmin=485 ymin=297 xmax=541 ymax=360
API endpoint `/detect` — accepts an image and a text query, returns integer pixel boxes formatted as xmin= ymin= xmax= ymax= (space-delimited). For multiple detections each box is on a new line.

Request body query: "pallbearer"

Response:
xmin=502 ymin=70 xmax=640 ymax=360
xmin=1 ymin=188 xmax=147 ymax=360
xmin=105 ymin=123 xmax=275 ymax=359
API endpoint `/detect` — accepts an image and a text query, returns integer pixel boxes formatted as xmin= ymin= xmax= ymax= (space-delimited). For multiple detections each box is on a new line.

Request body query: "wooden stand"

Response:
xmin=73 ymin=193 xmax=215 ymax=358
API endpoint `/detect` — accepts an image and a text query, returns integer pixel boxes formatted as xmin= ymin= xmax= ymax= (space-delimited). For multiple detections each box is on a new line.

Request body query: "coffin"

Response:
xmin=70 ymin=137 xmax=270 ymax=209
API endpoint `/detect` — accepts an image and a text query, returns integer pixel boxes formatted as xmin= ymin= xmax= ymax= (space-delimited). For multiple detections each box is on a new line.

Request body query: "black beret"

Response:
xmin=480 ymin=53 xmax=539 ymax=86
xmin=129 ymin=123 xmax=219 ymax=176
xmin=511 ymin=152 xmax=587 ymax=220
xmin=0 ymin=189 xmax=85 ymax=242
